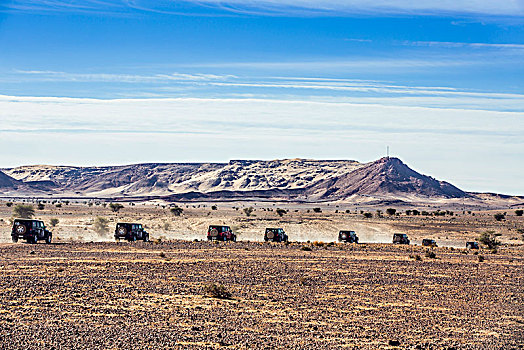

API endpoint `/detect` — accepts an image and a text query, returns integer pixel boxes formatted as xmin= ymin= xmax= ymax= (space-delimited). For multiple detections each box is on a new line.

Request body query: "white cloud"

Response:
xmin=0 ymin=94 xmax=522 ymax=193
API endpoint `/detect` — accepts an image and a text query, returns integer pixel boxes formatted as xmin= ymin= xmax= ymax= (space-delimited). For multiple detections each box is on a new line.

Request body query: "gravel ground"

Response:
xmin=0 ymin=241 xmax=522 ymax=349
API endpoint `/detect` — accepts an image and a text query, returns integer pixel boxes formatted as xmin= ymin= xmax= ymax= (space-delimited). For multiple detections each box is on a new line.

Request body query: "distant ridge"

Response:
xmin=1 ymin=158 xmax=521 ymax=208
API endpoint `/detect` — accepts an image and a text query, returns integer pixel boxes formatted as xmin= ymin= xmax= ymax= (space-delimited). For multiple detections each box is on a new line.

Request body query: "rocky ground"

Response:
xmin=0 ymin=241 xmax=522 ymax=349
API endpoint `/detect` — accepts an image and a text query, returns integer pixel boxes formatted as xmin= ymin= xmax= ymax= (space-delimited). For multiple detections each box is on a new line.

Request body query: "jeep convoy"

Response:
xmin=114 ymin=223 xmax=149 ymax=242
xmin=338 ymin=230 xmax=359 ymax=243
xmin=264 ymin=228 xmax=288 ymax=242
xmin=7 ymin=218 xmax=480 ymax=249
xmin=11 ymin=219 xmax=52 ymax=244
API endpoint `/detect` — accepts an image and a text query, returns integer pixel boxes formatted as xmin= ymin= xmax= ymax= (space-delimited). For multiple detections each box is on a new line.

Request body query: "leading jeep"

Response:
xmin=264 ymin=228 xmax=288 ymax=242
xmin=338 ymin=230 xmax=359 ymax=243
xmin=11 ymin=219 xmax=52 ymax=244
xmin=114 ymin=223 xmax=149 ymax=242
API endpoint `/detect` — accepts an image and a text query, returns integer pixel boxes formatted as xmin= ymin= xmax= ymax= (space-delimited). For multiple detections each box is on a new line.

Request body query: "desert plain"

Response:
xmin=0 ymin=200 xmax=523 ymax=349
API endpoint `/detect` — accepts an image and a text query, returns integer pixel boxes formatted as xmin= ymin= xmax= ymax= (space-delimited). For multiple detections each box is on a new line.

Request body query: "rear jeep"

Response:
xmin=338 ymin=230 xmax=359 ymax=243
xmin=12 ymin=219 xmax=52 ymax=244
xmin=207 ymin=225 xmax=236 ymax=241
xmin=114 ymin=223 xmax=149 ymax=242
xmin=264 ymin=228 xmax=288 ymax=242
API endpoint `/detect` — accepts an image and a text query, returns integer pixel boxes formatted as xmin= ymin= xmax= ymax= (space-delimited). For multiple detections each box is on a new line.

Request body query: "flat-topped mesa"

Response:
xmin=1 ymin=157 xmax=470 ymax=200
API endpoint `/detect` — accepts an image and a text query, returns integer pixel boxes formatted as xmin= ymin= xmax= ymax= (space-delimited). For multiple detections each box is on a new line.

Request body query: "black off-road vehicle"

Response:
xmin=114 ymin=223 xmax=149 ymax=242
xmin=466 ymin=241 xmax=479 ymax=249
xmin=338 ymin=230 xmax=359 ymax=243
xmin=393 ymin=233 xmax=410 ymax=245
xmin=207 ymin=225 xmax=236 ymax=241
xmin=422 ymin=239 xmax=437 ymax=247
xmin=11 ymin=219 xmax=52 ymax=244
xmin=264 ymin=228 xmax=288 ymax=242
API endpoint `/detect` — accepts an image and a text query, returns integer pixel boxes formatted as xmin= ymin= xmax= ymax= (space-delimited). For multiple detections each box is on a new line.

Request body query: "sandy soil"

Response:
xmin=0 ymin=241 xmax=522 ymax=349
xmin=0 ymin=201 xmax=523 ymax=247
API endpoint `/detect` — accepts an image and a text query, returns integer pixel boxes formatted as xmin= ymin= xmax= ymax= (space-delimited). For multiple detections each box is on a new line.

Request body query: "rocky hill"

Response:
xmin=1 ymin=157 xmax=521 ymax=207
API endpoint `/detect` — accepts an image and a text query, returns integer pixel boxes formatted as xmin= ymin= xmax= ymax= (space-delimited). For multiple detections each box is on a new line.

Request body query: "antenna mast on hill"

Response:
xmin=386 ymin=146 xmax=390 ymax=159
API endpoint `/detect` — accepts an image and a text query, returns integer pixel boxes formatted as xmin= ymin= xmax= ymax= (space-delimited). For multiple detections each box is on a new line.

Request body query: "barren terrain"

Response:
xmin=0 ymin=200 xmax=523 ymax=349
xmin=0 ymin=240 xmax=522 ymax=349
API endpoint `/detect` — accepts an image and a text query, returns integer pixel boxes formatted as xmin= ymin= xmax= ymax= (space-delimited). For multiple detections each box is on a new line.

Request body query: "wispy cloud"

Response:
xmin=6 ymin=70 xmax=524 ymax=112
xmin=404 ymin=41 xmax=524 ymax=50
xmin=14 ymin=70 xmax=235 ymax=83
xmin=2 ymin=0 xmax=524 ymax=17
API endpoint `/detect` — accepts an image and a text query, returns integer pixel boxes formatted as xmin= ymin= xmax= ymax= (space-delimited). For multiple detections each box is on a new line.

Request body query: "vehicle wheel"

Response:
xmin=207 ymin=236 xmax=212 ymax=241
xmin=130 ymin=235 xmax=137 ymax=242
xmin=232 ymin=235 xmax=237 ymax=242
xmin=11 ymin=235 xmax=18 ymax=243
xmin=143 ymin=233 xmax=149 ymax=242
xmin=32 ymin=235 xmax=38 ymax=244
xmin=45 ymin=235 xmax=52 ymax=244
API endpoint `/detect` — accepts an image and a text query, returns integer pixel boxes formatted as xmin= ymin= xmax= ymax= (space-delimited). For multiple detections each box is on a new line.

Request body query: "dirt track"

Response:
xmin=0 ymin=241 xmax=522 ymax=349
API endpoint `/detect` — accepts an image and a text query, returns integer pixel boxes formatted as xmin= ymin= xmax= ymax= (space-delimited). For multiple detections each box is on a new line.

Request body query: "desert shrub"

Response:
xmin=55 ymin=203 xmax=62 ymax=208
xmin=312 ymin=241 xmax=324 ymax=247
xmin=49 ymin=218 xmax=59 ymax=227
xmin=363 ymin=212 xmax=373 ymax=218
xmin=345 ymin=209 xmax=350 ymax=213
xmin=204 ymin=283 xmax=232 ymax=299
xmin=6 ymin=202 xmax=13 ymax=207
xmin=478 ymin=255 xmax=485 ymax=262
xmin=300 ymin=246 xmax=312 ymax=251
xmin=159 ymin=252 xmax=166 ymax=258
xmin=412 ymin=209 xmax=420 ymax=216
xmin=312 ymin=207 xmax=322 ymax=213
xmin=421 ymin=211 xmax=430 ymax=216
xmin=243 ymin=207 xmax=254 ymax=217
xmin=276 ymin=208 xmax=287 ymax=217
xmin=515 ymin=210 xmax=523 ymax=217
xmin=425 ymin=250 xmax=437 ymax=259
xmin=13 ymin=204 xmax=35 ymax=219
xmin=37 ymin=203 xmax=45 ymax=210
xmin=386 ymin=208 xmax=396 ymax=216
xmin=93 ymin=217 xmax=109 ymax=236
xmin=409 ymin=254 xmax=422 ymax=261
xmin=211 ymin=205 xmax=218 ymax=210
xmin=494 ymin=213 xmax=505 ymax=221
xmin=109 ymin=203 xmax=124 ymax=212
xmin=163 ymin=222 xmax=171 ymax=231
xmin=170 ymin=206 xmax=184 ymax=216
xmin=478 ymin=230 xmax=501 ymax=249
xmin=299 ymin=276 xmax=309 ymax=285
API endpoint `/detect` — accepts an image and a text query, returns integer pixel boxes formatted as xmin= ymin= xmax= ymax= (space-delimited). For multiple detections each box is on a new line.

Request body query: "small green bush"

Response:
xmin=204 ymin=283 xmax=232 ymax=299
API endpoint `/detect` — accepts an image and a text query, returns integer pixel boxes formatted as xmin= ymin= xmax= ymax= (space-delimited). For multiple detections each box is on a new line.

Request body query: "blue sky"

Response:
xmin=0 ymin=1 xmax=523 ymax=194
